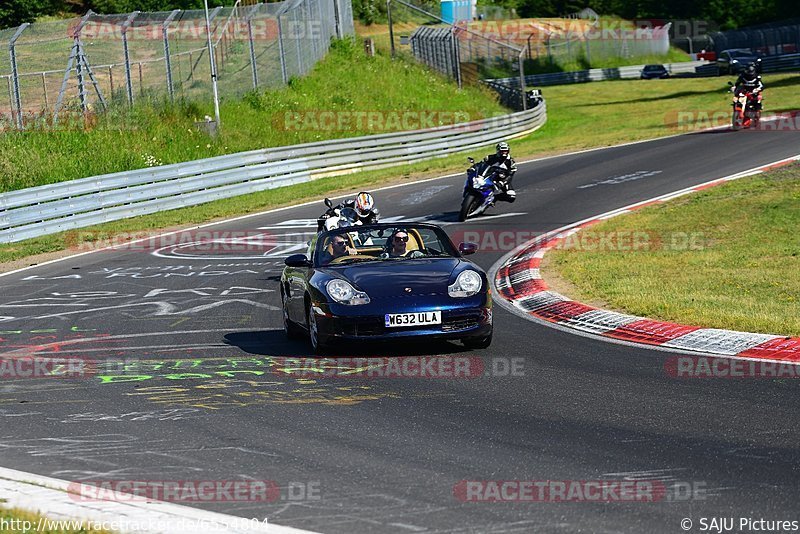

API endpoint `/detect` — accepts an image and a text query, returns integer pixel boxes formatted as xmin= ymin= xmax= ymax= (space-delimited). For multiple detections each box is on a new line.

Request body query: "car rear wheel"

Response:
xmin=282 ymin=289 xmax=304 ymax=339
xmin=463 ymin=332 xmax=492 ymax=349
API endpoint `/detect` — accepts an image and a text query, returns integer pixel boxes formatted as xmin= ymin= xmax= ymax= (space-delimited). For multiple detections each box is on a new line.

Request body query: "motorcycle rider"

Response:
xmin=734 ymin=63 xmax=764 ymax=110
xmin=336 ymin=192 xmax=380 ymax=225
xmin=482 ymin=142 xmax=517 ymax=199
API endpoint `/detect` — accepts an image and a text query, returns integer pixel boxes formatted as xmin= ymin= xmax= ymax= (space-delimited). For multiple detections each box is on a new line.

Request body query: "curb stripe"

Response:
xmin=493 ymin=154 xmax=800 ymax=361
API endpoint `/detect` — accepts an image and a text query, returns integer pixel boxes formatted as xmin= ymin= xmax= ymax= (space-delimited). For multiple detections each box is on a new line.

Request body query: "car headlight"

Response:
xmin=326 ymin=279 xmax=370 ymax=305
xmin=731 ymin=59 xmax=738 ymax=63
xmin=448 ymin=270 xmax=483 ymax=298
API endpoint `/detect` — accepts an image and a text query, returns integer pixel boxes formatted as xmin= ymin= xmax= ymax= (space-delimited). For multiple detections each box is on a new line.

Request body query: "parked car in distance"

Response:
xmin=716 ymin=49 xmax=761 ymax=75
xmin=640 ymin=64 xmax=670 ymax=79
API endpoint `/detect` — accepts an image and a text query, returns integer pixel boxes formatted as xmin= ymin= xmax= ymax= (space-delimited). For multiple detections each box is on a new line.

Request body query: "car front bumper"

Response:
xmin=311 ymin=300 xmax=493 ymax=343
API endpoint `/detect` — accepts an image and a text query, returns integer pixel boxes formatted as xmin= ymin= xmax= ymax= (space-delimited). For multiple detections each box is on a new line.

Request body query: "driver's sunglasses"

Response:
xmin=394 ymin=235 xmax=409 ymax=242
xmin=332 ymin=240 xmax=347 ymax=246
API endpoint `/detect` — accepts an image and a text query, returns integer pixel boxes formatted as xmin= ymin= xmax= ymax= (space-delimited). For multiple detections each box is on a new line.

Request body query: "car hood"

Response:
xmin=323 ymin=258 xmax=466 ymax=297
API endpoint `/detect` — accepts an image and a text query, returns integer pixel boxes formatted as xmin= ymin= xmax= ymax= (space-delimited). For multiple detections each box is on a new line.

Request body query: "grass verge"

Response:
xmin=0 ymin=506 xmax=109 ymax=533
xmin=543 ymin=163 xmax=800 ymax=336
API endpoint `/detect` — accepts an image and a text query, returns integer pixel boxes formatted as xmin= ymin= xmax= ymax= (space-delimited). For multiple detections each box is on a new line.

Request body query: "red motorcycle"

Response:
xmin=730 ymin=87 xmax=762 ymax=130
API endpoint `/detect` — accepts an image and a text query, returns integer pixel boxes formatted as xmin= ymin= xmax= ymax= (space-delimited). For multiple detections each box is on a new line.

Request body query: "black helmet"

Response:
xmin=743 ymin=64 xmax=757 ymax=80
xmin=496 ymin=142 xmax=510 ymax=157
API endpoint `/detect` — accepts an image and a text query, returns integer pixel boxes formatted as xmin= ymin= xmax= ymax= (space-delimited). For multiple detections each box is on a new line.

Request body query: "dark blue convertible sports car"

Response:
xmin=280 ymin=222 xmax=492 ymax=354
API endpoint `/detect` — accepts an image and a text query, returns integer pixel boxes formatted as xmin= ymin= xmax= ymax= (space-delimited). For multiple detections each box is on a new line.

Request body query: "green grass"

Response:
xmin=1 ymin=46 xmax=800 ymax=268
xmin=0 ymin=506 xmax=109 ymax=533
xmin=544 ymin=164 xmax=800 ymax=336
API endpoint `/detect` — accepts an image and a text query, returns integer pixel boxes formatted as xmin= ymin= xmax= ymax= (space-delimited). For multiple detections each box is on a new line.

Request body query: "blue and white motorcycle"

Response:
xmin=459 ymin=157 xmax=514 ymax=222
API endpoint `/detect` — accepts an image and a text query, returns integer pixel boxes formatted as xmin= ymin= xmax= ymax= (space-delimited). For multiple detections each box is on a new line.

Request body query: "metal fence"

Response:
xmin=487 ymin=60 xmax=708 ymax=87
xmin=0 ymin=0 xmax=353 ymax=130
xmin=0 ymin=103 xmax=546 ymax=243
xmin=709 ymin=23 xmax=800 ymax=56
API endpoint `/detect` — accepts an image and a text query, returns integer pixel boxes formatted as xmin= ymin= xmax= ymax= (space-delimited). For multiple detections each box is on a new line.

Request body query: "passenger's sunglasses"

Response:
xmin=332 ymin=240 xmax=347 ymax=246
xmin=394 ymin=235 xmax=409 ymax=242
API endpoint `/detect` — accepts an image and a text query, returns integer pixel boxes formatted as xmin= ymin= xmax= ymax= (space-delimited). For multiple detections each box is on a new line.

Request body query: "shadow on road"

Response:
xmin=223 ymin=330 xmax=470 ymax=357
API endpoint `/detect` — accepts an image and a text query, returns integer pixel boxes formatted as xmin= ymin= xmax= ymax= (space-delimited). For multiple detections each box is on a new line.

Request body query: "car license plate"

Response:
xmin=385 ymin=311 xmax=441 ymax=328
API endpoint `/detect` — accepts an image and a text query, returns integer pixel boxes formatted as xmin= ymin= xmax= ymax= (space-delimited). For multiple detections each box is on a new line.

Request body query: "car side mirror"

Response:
xmin=459 ymin=242 xmax=478 ymax=255
xmin=285 ymin=254 xmax=312 ymax=267
xmin=324 ymin=198 xmax=333 ymax=208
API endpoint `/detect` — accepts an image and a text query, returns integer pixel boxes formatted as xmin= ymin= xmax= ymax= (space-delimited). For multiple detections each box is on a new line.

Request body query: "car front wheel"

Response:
xmin=307 ymin=303 xmax=328 ymax=355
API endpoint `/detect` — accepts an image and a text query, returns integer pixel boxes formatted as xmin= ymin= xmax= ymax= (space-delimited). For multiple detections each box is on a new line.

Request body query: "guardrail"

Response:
xmin=761 ymin=53 xmax=800 ymax=72
xmin=488 ymin=60 xmax=708 ymax=87
xmin=0 ymin=103 xmax=546 ymax=243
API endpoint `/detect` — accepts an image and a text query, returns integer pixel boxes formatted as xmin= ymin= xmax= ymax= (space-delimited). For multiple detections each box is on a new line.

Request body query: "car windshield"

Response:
xmin=730 ymin=50 xmax=753 ymax=58
xmin=316 ymin=225 xmax=460 ymax=266
xmin=644 ymin=65 xmax=664 ymax=71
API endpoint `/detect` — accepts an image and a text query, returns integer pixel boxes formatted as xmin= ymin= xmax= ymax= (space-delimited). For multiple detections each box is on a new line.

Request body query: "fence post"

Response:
xmin=518 ymin=47 xmax=527 ymax=110
xmin=585 ymin=35 xmax=591 ymax=66
xmin=293 ymin=7 xmax=304 ymax=74
xmin=246 ymin=5 xmax=259 ymax=89
xmin=332 ymin=0 xmax=343 ymax=39
xmin=451 ymin=26 xmax=462 ymax=88
xmin=305 ymin=0 xmax=317 ymax=61
xmin=277 ymin=13 xmax=289 ymax=84
xmin=121 ymin=11 xmax=139 ymax=106
xmin=41 ymin=72 xmax=49 ymax=111
xmin=8 ymin=23 xmax=29 ymax=130
xmin=76 ymin=40 xmax=87 ymax=112
xmin=163 ymin=9 xmax=180 ymax=102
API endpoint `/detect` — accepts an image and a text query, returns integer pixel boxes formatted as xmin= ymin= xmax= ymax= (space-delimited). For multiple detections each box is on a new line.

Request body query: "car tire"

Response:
xmin=463 ymin=332 xmax=492 ymax=349
xmin=282 ymin=289 xmax=304 ymax=340
xmin=307 ymin=303 xmax=328 ymax=355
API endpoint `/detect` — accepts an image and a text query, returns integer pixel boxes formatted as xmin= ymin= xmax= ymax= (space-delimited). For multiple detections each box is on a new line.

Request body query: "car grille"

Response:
xmin=441 ymin=316 xmax=480 ymax=332
xmin=338 ymin=313 xmax=481 ymax=336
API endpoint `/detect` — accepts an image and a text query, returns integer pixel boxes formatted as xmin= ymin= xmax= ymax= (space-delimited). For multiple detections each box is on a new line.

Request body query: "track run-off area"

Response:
xmin=1 ymin=126 xmax=799 ymax=533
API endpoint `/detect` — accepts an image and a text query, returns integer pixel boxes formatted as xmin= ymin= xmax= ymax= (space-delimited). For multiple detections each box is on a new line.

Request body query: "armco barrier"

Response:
xmin=488 ymin=61 xmax=708 ymax=87
xmin=0 ymin=103 xmax=546 ymax=243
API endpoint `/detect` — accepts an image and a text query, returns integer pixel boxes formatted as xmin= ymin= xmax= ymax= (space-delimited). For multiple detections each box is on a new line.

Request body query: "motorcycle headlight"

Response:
xmin=472 ymin=176 xmax=487 ymax=188
xmin=448 ymin=270 xmax=483 ymax=298
xmin=326 ymin=279 xmax=370 ymax=305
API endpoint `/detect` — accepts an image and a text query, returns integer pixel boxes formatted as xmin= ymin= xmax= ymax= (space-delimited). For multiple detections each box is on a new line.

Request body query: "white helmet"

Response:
xmin=354 ymin=192 xmax=375 ymax=218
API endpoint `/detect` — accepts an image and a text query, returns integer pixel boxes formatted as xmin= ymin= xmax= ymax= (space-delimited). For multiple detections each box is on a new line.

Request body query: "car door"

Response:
xmin=285 ymin=235 xmax=316 ymax=323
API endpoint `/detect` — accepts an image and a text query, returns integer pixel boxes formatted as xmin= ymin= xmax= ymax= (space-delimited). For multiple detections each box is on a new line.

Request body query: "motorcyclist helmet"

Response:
xmin=354 ymin=192 xmax=375 ymax=218
xmin=496 ymin=142 xmax=510 ymax=158
xmin=743 ymin=64 xmax=757 ymax=82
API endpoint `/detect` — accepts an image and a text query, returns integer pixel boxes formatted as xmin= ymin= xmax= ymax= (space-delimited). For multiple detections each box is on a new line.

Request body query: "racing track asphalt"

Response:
xmin=0 ymin=127 xmax=799 ymax=533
